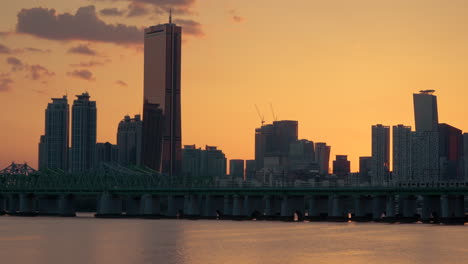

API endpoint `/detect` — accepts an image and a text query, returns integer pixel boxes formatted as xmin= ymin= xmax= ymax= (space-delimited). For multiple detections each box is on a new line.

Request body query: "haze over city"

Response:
xmin=2 ymin=0 xmax=468 ymax=172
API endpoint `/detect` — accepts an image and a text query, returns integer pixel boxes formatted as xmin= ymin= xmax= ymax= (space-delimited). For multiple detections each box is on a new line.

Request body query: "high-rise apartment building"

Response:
xmin=359 ymin=156 xmax=372 ymax=184
xmin=245 ymin=160 xmax=256 ymax=181
xmin=38 ymin=96 xmax=69 ymax=171
xmin=464 ymin=133 xmax=468 ymax=182
xmin=315 ymin=142 xmax=331 ymax=175
xmin=333 ymin=155 xmax=350 ymax=177
xmin=182 ymin=145 xmax=202 ymax=177
xmin=438 ymin=123 xmax=463 ymax=181
xmin=142 ymin=18 xmax=182 ymax=176
xmin=117 ymin=115 xmax=143 ymax=166
xmin=371 ymin=124 xmax=390 ymax=186
xmin=229 ymin=159 xmax=244 ymax=179
xmin=95 ymin=142 xmax=118 ymax=166
xmin=413 ymin=90 xmax=439 ymax=132
xmin=70 ymin=93 xmax=96 ymax=172
xmin=201 ymin=146 xmax=227 ymax=179
xmin=393 ymin=125 xmax=412 ymax=184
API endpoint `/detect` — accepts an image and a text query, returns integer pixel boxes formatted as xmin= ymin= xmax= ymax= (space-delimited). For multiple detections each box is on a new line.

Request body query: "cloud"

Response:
xmin=67 ymin=69 xmax=95 ymax=81
xmin=173 ymin=18 xmax=204 ymax=37
xmin=0 ymin=74 xmax=13 ymax=92
xmin=70 ymin=60 xmax=106 ymax=67
xmin=99 ymin=8 xmax=125 ymax=16
xmin=29 ymin=65 xmax=55 ymax=80
xmin=68 ymin=44 xmax=98 ymax=56
xmin=115 ymin=80 xmax=128 ymax=86
xmin=229 ymin=9 xmax=244 ymax=23
xmin=24 ymin=47 xmax=51 ymax=53
xmin=0 ymin=43 xmax=12 ymax=54
xmin=16 ymin=6 xmax=143 ymax=44
xmin=127 ymin=3 xmax=150 ymax=17
xmin=6 ymin=57 xmax=23 ymax=71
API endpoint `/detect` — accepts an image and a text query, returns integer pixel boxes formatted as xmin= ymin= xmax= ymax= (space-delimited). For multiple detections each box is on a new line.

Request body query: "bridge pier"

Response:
xmin=37 ymin=195 xmax=59 ymax=216
xmin=308 ymin=196 xmax=328 ymax=221
xmin=201 ymin=195 xmax=214 ymax=219
xmin=6 ymin=195 xmax=19 ymax=215
xmin=383 ymin=195 xmax=396 ymax=222
xmin=96 ymin=193 xmax=123 ymax=218
xmin=167 ymin=195 xmax=184 ymax=218
xmin=0 ymin=196 xmax=5 ymax=215
xmin=140 ymin=195 xmax=161 ymax=218
xmin=186 ymin=194 xmax=202 ymax=218
xmin=354 ymin=195 xmax=372 ymax=221
xmin=19 ymin=193 xmax=37 ymax=216
xmin=232 ymin=195 xmax=245 ymax=219
xmin=125 ymin=196 xmax=141 ymax=217
xmin=222 ymin=195 xmax=233 ymax=219
xmin=441 ymin=195 xmax=465 ymax=224
xmin=328 ymin=195 xmax=348 ymax=221
xmin=58 ymin=194 xmax=75 ymax=217
xmin=422 ymin=195 xmax=441 ymax=223
xmin=399 ymin=195 xmax=418 ymax=222
xmin=372 ymin=195 xmax=386 ymax=221
xmin=243 ymin=195 xmax=263 ymax=220
xmin=263 ymin=195 xmax=274 ymax=219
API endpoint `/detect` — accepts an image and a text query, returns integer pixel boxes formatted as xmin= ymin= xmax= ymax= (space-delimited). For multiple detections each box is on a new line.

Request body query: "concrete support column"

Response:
xmin=243 ymin=196 xmax=263 ymax=219
xmin=354 ymin=196 xmax=372 ymax=220
xmin=183 ymin=195 xmax=190 ymax=217
xmin=140 ymin=195 xmax=160 ymax=217
xmin=19 ymin=193 xmax=37 ymax=216
xmin=58 ymin=194 xmax=75 ymax=217
xmin=385 ymin=195 xmax=396 ymax=219
xmin=329 ymin=195 xmax=346 ymax=220
xmin=202 ymin=195 xmax=215 ymax=218
xmin=441 ymin=195 xmax=465 ymax=221
xmin=167 ymin=195 xmax=184 ymax=218
xmin=0 ymin=196 xmax=5 ymax=215
xmin=125 ymin=196 xmax=140 ymax=217
xmin=223 ymin=195 xmax=232 ymax=218
xmin=7 ymin=195 xmax=19 ymax=215
xmin=96 ymin=193 xmax=122 ymax=217
xmin=37 ymin=195 xmax=59 ymax=216
xmin=401 ymin=195 xmax=417 ymax=220
xmin=232 ymin=195 xmax=243 ymax=217
xmin=187 ymin=195 xmax=201 ymax=217
xmin=372 ymin=196 xmax=386 ymax=221
xmin=454 ymin=195 xmax=465 ymax=218
xmin=308 ymin=196 xmax=328 ymax=220
xmin=422 ymin=195 xmax=441 ymax=222
xmin=264 ymin=195 xmax=273 ymax=217
xmin=280 ymin=195 xmax=290 ymax=218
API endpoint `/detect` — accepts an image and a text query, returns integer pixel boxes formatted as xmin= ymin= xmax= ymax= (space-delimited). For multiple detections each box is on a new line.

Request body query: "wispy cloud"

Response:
xmin=115 ymin=80 xmax=128 ymax=86
xmin=67 ymin=69 xmax=95 ymax=81
xmin=68 ymin=44 xmax=98 ymax=56
xmin=229 ymin=9 xmax=244 ymax=23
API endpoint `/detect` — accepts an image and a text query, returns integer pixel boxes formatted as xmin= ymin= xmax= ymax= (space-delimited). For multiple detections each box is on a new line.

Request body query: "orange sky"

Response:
xmin=1 ymin=0 xmax=468 ymax=171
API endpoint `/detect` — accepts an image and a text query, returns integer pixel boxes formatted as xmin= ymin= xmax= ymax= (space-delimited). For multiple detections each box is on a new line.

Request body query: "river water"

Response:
xmin=0 ymin=214 xmax=467 ymax=264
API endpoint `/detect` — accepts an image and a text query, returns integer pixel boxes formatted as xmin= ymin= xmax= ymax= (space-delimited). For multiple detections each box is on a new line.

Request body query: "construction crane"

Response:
xmin=255 ymin=104 xmax=265 ymax=126
xmin=270 ymin=103 xmax=278 ymax=121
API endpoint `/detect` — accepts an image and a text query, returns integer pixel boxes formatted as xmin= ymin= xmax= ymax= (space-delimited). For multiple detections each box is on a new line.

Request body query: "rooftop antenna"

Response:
xmin=169 ymin=8 xmax=172 ymax=24
xmin=255 ymin=104 xmax=265 ymax=126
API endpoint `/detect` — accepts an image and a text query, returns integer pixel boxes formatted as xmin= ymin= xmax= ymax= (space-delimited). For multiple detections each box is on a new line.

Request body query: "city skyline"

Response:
xmin=2 ymin=1 xmax=468 ymax=171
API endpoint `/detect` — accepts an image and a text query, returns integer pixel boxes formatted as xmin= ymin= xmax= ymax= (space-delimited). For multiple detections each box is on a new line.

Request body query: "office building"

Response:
xmin=413 ymin=90 xmax=438 ymax=132
xmin=245 ymin=160 xmax=256 ymax=181
xmin=201 ymin=146 xmax=227 ymax=179
xmin=438 ymin=123 xmax=463 ymax=181
xmin=38 ymin=95 xmax=69 ymax=171
xmin=359 ymin=156 xmax=372 ymax=184
xmin=229 ymin=159 xmax=244 ymax=179
xmin=333 ymin=155 xmax=350 ymax=177
xmin=117 ymin=115 xmax=143 ymax=166
xmin=182 ymin=145 xmax=202 ymax=177
xmin=70 ymin=92 xmax=97 ymax=172
xmin=371 ymin=124 xmax=390 ymax=186
xmin=95 ymin=142 xmax=118 ymax=166
xmin=142 ymin=18 xmax=182 ymax=176
xmin=393 ymin=125 xmax=412 ymax=184
xmin=315 ymin=142 xmax=331 ymax=175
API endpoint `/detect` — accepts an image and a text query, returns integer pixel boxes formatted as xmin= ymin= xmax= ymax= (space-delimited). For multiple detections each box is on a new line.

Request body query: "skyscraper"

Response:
xmin=229 ymin=159 xmax=244 ymax=179
xmin=70 ymin=93 xmax=97 ymax=172
xmin=413 ymin=90 xmax=438 ymax=132
xmin=371 ymin=124 xmax=390 ymax=186
xmin=200 ymin=146 xmax=227 ymax=179
xmin=315 ymin=142 xmax=331 ymax=175
xmin=142 ymin=18 xmax=182 ymax=176
xmin=359 ymin=156 xmax=372 ymax=184
xmin=393 ymin=125 xmax=412 ymax=184
xmin=38 ymin=96 xmax=69 ymax=171
xmin=117 ymin=115 xmax=143 ymax=166
xmin=438 ymin=123 xmax=463 ymax=181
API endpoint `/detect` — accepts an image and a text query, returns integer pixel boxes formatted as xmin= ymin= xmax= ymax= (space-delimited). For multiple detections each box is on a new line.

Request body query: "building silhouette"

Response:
xmin=438 ymin=123 xmax=463 ymax=181
xmin=142 ymin=19 xmax=182 ymax=176
xmin=70 ymin=93 xmax=97 ymax=172
xmin=229 ymin=159 xmax=244 ymax=179
xmin=359 ymin=156 xmax=372 ymax=184
xmin=95 ymin=142 xmax=118 ymax=166
xmin=117 ymin=115 xmax=142 ymax=166
xmin=182 ymin=145 xmax=201 ymax=177
xmin=371 ymin=124 xmax=390 ymax=186
xmin=315 ymin=142 xmax=331 ymax=175
xmin=245 ymin=160 xmax=256 ymax=181
xmin=38 ymin=96 xmax=69 ymax=171
xmin=393 ymin=125 xmax=412 ymax=184
xmin=464 ymin=133 xmax=468 ymax=182
xmin=255 ymin=124 xmax=274 ymax=171
xmin=333 ymin=155 xmax=350 ymax=178
xmin=413 ymin=90 xmax=439 ymax=132
xmin=201 ymin=146 xmax=227 ymax=179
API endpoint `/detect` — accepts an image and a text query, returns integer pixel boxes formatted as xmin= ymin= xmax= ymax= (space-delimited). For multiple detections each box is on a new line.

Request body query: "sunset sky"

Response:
xmin=1 ymin=0 xmax=468 ymax=171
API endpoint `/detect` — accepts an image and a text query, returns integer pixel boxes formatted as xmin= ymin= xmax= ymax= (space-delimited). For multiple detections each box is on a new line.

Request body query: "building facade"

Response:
xmin=117 ymin=115 xmax=143 ymax=167
xmin=393 ymin=125 xmax=412 ymax=184
xmin=315 ymin=142 xmax=331 ymax=176
xmin=142 ymin=20 xmax=182 ymax=176
xmin=371 ymin=124 xmax=390 ymax=186
xmin=333 ymin=155 xmax=350 ymax=178
xmin=413 ymin=91 xmax=439 ymax=132
xmin=438 ymin=123 xmax=463 ymax=181
xmin=182 ymin=145 xmax=202 ymax=178
xmin=229 ymin=159 xmax=244 ymax=179
xmin=359 ymin=156 xmax=372 ymax=185
xmin=70 ymin=93 xmax=97 ymax=172
xmin=39 ymin=96 xmax=69 ymax=171
xmin=95 ymin=142 xmax=118 ymax=166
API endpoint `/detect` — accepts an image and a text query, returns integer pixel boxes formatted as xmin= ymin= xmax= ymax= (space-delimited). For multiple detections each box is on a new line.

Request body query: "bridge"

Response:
xmin=0 ymin=163 xmax=467 ymax=224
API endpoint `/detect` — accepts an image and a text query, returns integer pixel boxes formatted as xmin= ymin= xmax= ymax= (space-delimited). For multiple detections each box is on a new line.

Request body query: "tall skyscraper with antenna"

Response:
xmin=142 ymin=14 xmax=182 ymax=176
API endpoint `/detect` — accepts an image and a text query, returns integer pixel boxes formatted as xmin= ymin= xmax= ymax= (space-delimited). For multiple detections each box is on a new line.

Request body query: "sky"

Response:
xmin=1 ymin=0 xmax=468 ymax=171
